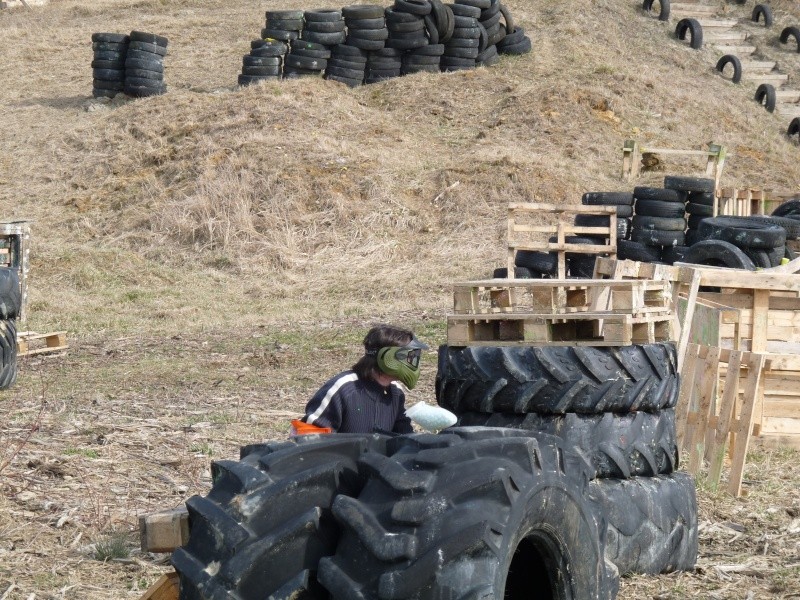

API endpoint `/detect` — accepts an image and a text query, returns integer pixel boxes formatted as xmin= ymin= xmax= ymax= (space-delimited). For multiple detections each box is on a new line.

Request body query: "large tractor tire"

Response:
xmin=317 ymin=427 xmax=620 ymax=600
xmin=587 ymin=473 xmax=698 ymax=575
xmin=0 ymin=319 xmax=18 ymax=390
xmin=454 ymin=409 xmax=678 ymax=479
xmin=172 ymin=434 xmax=390 ymax=600
xmin=436 ymin=342 xmax=679 ymax=414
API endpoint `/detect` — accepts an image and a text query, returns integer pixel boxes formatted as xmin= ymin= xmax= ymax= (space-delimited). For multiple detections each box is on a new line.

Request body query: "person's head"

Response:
xmin=352 ymin=324 xmax=428 ymax=389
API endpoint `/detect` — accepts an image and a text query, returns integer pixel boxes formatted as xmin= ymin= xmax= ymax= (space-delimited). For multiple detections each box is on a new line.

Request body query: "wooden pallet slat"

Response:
xmin=17 ymin=331 xmax=69 ymax=356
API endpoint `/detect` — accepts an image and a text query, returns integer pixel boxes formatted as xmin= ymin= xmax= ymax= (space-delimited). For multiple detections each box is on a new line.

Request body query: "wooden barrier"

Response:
xmin=621 ymin=140 xmax=727 ymax=188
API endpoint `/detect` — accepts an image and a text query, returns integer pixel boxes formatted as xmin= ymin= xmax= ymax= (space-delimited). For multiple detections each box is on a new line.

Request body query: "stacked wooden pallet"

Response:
xmin=447 ymin=278 xmax=674 ymax=346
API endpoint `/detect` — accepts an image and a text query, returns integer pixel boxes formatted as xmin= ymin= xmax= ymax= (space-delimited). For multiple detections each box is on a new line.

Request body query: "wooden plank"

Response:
xmin=760 ymin=416 xmax=800 ymax=435
xmin=728 ymin=354 xmax=765 ymax=497
xmin=687 ymin=346 xmax=722 ymax=474
xmin=139 ymin=572 xmax=179 ymax=600
xmin=139 ymin=507 xmax=189 ymax=553
xmin=676 ymin=344 xmax=700 ymax=446
xmin=707 ymin=350 xmax=743 ymax=489
xmin=677 ymin=269 xmax=701 ymax=371
xmin=751 ymin=289 xmax=769 ymax=353
xmin=17 ymin=331 xmax=69 ymax=357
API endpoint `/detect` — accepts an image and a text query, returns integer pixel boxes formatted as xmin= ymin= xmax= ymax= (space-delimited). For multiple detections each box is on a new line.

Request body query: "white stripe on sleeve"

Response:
xmin=307 ymin=373 xmax=359 ymax=425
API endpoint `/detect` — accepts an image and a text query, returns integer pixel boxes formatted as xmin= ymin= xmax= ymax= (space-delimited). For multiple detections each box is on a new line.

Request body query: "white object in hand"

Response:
xmin=405 ymin=403 xmax=457 ymax=432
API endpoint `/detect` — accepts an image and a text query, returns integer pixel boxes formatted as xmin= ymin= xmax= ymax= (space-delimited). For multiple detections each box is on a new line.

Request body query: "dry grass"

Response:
xmin=1 ymin=0 xmax=800 ymax=598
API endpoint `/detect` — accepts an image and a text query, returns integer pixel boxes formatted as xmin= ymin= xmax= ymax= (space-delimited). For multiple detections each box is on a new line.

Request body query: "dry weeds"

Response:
xmin=1 ymin=0 xmax=800 ymax=598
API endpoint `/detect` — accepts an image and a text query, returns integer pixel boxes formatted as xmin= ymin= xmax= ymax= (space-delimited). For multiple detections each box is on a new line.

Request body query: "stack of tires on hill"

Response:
xmin=238 ymin=0 xmax=531 ymax=87
xmin=0 ymin=267 xmax=20 ymax=390
xmin=91 ymin=31 xmax=167 ymax=98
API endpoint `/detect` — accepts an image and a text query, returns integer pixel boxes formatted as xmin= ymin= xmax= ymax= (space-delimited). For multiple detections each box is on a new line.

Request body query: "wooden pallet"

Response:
xmin=139 ymin=507 xmax=189 ymax=553
xmin=138 ymin=572 xmax=179 ymax=600
xmin=447 ymin=311 xmax=672 ymax=346
xmin=621 ymin=140 xmax=727 ymax=188
xmin=17 ymin=331 xmax=68 ymax=356
xmin=507 ymin=203 xmax=617 ymax=280
xmin=452 ymin=278 xmax=672 ymax=316
xmin=677 ymin=344 xmax=765 ymax=497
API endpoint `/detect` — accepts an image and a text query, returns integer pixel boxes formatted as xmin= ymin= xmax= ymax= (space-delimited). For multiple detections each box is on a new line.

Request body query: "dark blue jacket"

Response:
xmin=302 ymin=370 xmax=413 ymax=434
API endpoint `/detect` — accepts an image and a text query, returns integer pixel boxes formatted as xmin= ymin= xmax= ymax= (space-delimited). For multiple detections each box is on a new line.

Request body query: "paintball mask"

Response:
xmin=375 ymin=336 xmax=429 ymax=390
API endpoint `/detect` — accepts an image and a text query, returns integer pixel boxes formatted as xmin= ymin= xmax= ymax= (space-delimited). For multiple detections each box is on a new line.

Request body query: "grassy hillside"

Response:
xmin=1 ymin=0 xmax=799 ymax=598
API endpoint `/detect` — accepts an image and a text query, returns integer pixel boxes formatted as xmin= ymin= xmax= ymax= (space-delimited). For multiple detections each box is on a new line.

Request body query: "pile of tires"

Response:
xmin=124 ymin=31 xmax=168 ymax=98
xmin=693 ymin=215 xmax=795 ymax=268
xmin=91 ymin=33 xmax=129 ymax=99
xmin=239 ymin=39 xmax=286 ymax=86
xmin=91 ymin=31 xmax=167 ymax=98
xmin=0 ymin=268 xmax=20 ymax=390
xmin=239 ymin=0 xmax=527 ymax=87
xmin=172 ymin=429 xmax=622 ymax=600
xmin=436 ymin=341 xmax=698 ymax=578
xmin=577 ymin=191 xmax=634 ymax=272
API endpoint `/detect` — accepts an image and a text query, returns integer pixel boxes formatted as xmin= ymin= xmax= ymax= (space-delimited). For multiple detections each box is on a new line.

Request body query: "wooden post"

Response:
xmin=728 ymin=354 xmax=765 ymax=497
xmin=677 ymin=269 xmax=701 ymax=372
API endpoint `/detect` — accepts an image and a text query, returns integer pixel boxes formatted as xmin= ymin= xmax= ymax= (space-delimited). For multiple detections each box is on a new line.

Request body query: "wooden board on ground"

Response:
xmin=138 ymin=571 xmax=179 ymax=600
xmin=17 ymin=331 xmax=68 ymax=356
xmin=139 ymin=506 xmax=189 ymax=553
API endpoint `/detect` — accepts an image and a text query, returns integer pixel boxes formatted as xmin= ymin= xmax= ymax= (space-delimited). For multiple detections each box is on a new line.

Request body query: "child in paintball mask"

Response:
xmin=298 ymin=324 xmax=428 ymax=434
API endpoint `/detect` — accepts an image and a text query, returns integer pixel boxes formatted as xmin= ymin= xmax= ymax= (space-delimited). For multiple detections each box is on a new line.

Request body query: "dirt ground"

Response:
xmin=1 ymin=0 xmax=799 ymax=598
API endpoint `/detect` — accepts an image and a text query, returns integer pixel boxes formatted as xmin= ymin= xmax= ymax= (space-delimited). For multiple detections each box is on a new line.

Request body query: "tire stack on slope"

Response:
xmin=574 ymin=191 xmax=633 ymax=277
xmin=285 ymin=40 xmax=330 ymax=79
xmin=437 ymin=340 xmax=698 ymax=579
xmin=91 ymin=33 xmax=129 ymax=99
xmin=124 ymin=31 xmax=168 ymax=98
xmin=476 ymin=0 xmax=504 ymax=65
xmin=0 ymin=268 xmax=19 ymax=390
xmin=239 ymin=40 xmax=286 ymax=86
xmin=688 ymin=215 xmax=790 ymax=269
xmin=172 ymin=429 xmax=622 ymax=600
xmin=384 ymin=0 xmax=439 ymax=75
xmin=262 ymin=10 xmax=304 ymax=44
xmin=324 ymin=43 xmax=369 ymax=87
xmin=665 ymin=175 xmax=713 ymax=251
xmin=442 ymin=2 xmax=482 ymax=71
xmin=628 ymin=185 xmax=687 ymax=265
xmin=345 ymin=4 xmax=389 ymax=51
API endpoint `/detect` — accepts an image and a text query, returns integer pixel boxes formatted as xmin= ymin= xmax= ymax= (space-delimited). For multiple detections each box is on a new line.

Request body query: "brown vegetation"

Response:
xmin=1 ymin=0 xmax=799 ymax=598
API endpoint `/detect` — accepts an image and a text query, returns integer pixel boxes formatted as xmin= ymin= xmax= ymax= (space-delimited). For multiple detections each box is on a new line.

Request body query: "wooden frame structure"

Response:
xmin=507 ymin=203 xmax=617 ymax=280
xmin=621 ymin=140 xmax=727 ymax=188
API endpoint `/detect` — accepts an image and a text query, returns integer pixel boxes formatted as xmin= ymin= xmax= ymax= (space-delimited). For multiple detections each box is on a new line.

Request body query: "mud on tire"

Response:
xmin=172 ymin=434 xmax=389 ymax=600
xmin=317 ymin=428 xmax=620 ymax=600
xmin=436 ymin=342 xmax=679 ymax=414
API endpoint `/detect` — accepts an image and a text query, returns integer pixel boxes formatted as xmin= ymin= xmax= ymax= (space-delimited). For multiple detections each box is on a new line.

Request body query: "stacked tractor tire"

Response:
xmin=0 ymin=268 xmax=20 ymax=390
xmin=91 ymin=31 xmax=167 ymax=98
xmin=238 ymin=0 xmax=530 ymax=87
xmin=436 ymin=340 xmax=699 ymax=581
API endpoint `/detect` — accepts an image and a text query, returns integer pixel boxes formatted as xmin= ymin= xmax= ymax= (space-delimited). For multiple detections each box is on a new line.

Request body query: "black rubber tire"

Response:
xmin=716 ymin=54 xmax=742 ymax=83
xmin=251 ymin=38 xmax=288 ymax=51
xmin=661 ymin=245 xmax=690 ymax=264
xmin=93 ymin=78 xmax=126 ymax=91
xmin=618 ymin=239 xmax=662 ymax=262
xmin=780 ymin=26 xmax=800 ymax=52
xmin=342 ymin=4 xmax=386 ymax=19
xmin=481 ymin=11 xmax=502 ymax=29
xmin=497 ymin=36 xmax=531 ymax=55
xmin=755 ymin=83 xmax=776 ymax=112
xmin=492 ymin=266 xmax=533 ymax=279
xmin=387 ymin=18 xmax=425 ymax=33
xmin=172 ymin=434 xmax=389 ymax=600
xmin=498 ymin=2 xmax=514 ymax=31
xmin=587 ymin=473 xmax=698 ymax=575
xmin=395 ymin=0 xmax=432 ymax=15
xmin=0 ymin=319 xmax=18 ymax=390
xmin=449 ymin=2 xmax=482 ymax=17
xmin=632 ymin=216 xmax=686 ymax=231
xmin=685 ymin=202 xmax=713 ymax=216
xmin=743 ymin=247 xmax=772 ymax=269
xmin=249 ymin=46 xmax=285 ymax=58
xmin=285 ymin=54 xmax=327 ymax=70
xmin=328 ymin=57 xmax=367 ymax=71
xmin=747 ymin=215 xmax=800 ymax=240
xmin=261 ymin=28 xmax=300 ymax=42
xmin=126 ymin=68 xmax=165 ymax=80
xmin=514 ymin=250 xmax=557 ymax=274
xmin=128 ymin=40 xmax=168 ymax=56
xmin=687 ymin=190 xmax=715 ymax=206
xmin=582 ymin=191 xmax=634 ymax=206
xmin=305 ymin=8 xmax=344 ymax=21
xmin=408 ymin=43 xmax=445 ymax=56
xmin=789 ymin=117 xmax=800 ymax=138
xmin=633 ymin=187 xmax=685 ymax=203
xmin=499 ymin=25 xmax=528 ymax=45
xmin=91 ymin=32 xmax=130 ymax=44
xmin=301 ymin=30 xmax=348 ymax=45
xmin=682 ymin=240 xmax=757 ymax=270
xmin=130 ymin=31 xmax=168 ymax=48
xmin=125 ymin=48 xmax=164 ymax=62
xmin=635 ymin=199 xmax=686 ymax=218
xmin=124 ymin=80 xmax=167 ymax=96
xmin=771 ymin=199 xmax=800 ymax=217
xmin=697 ymin=216 xmax=787 ymax=249
xmin=442 ymin=45 xmax=480 ymax=58
xmin=387 ymin=36 xmax=430 ymax=50
xmin=93 ymin=41 xmax=128 ymax=53
xmin=267 ymin=18 xmax=305 ymax=31
xmin=685 ymin=229 xmax=703 ymax=246
xmin=243 ymin=55 xmax=282 ymax=67
xmin=303 ymin=20 xmax=346 ymax=34
xmin=346 ymin=36 xmax=386 ymax=50
xmin=331 ymin=44 xmax=368 ymax=60
xmin=292 ymin=41 xmax=333 ymax=59
xmin=325 ymin=65 xmax=365 ymax=79
xmin=751 ymin=4 xmax=773 ymax=27
xmin=445 ymin=36 xmax=480 ymax=48
xmin=457 ymin=0 xmax=492 ymax=9
xmin=642 ymin=0 xmax=670 ymax=21
xmin=454 ymin=410 xmax=678 ymax=479
xmin=125 ymin=57 xmax=164 ymax=72
xmin=317 ymin=429 xmax=619 ymax=600
xmin=436 ymin=342 xmax=679 ymax=415
xmin=403 ymin=55 xmax=441 ymax=66
xmin=676 ymin=18 xmax=703 ymax=49
xmin=664 ymin=176 xmax=714 ymax=193
xmin=568 ymin=254 xmax=599 ymax=278
xmin=91 ymin=59 xmax=125 ymax=69
xmin=631 ymin=228 xmax=686 ymax=247
xmin=92 ymin=68 xmax=125 ymax=81
xmin=92 ymin=49 xmax=126 ymax=61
